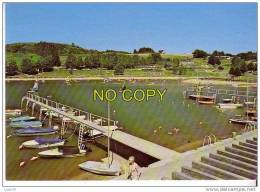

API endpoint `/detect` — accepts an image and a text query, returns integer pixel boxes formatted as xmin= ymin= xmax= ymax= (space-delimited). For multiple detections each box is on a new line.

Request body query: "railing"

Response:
xmin=186 ymin=87 xmax=257 ymax=97
xmin=25 ymin=92 xmax=116 ymax=126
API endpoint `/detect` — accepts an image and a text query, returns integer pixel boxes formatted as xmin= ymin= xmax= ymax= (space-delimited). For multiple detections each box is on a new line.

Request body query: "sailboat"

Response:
xmin=10 ymin=115 xmax=36 ymax=122
xmin=21 ymin=137 xmax=65 ymax=149
xmin=15 ymin=127 xmax=56 ymax=136
xmin=78 ymin=100 xmax=120 ymax=176
xmin=9 ymin=119 xmax=42 ymax=128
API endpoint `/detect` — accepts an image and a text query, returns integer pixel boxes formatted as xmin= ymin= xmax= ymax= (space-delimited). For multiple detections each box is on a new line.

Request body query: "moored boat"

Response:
xmin=38 ymin=146 xmax=87 ymax=158
xmin=218 ymin=103 xmax=243 ymax=109
xmin=78 ymin=161 xmax=120 ymax=176
xmin=15 ymin=127 xmax=56 ymax=136
xmin=9 ymin=119 xmax=42 ymax=128
xmin=188 ymin=94 xmax=215 ymax=100
xmin=10 ymin=115 xmax=36 ymax=122
xmin=198 ymin=100 xmax=215 ymax=105
xmin=229 ymin=119 xmax=256 ymax=125
xmin=22 ymin=137 xmax=65 ymax=149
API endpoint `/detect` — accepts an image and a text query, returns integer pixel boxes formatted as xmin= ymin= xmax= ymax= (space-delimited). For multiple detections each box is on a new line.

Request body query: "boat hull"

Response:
xmin=198 ymin=100 xmax=214 ymax=105
xmin=39 ymin=148 xmax=86 ymax=158
xmin=218 ymin=103 xmax=243 ymax=109
xmin=22 ymin=140 xmax=65 ymax=149
xmin=78 ymin=161 xmax=120 ymax=176
xmin=10 ymin=121 xmax=42 ymax=128
xmin=229 ymin=119 xmax=256 ymax=125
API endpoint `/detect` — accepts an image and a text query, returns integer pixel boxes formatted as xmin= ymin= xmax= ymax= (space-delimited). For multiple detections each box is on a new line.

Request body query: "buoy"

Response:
xmin=30 ymin=156 xmax=39 ymax=161
xmin=19 ymin=145 xmax=23 ymax=150
xmin=7 ymin=135 xmax=12 ymax=139
xmin=153 ymin=129 xmax=158 ymax=135
xmin=199 ymin=122 xmax=203 ymax=125
xmin=19 ymin=161 xmax=26 ymax=167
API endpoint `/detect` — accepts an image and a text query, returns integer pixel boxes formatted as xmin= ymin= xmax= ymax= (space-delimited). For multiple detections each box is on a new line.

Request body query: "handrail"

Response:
xmin=26 ymin=93 xmax=116 ymax=126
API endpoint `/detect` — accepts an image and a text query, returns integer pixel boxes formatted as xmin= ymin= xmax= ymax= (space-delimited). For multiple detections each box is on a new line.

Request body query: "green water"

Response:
xmin=5 ymin=80 xmax=250 ymax=180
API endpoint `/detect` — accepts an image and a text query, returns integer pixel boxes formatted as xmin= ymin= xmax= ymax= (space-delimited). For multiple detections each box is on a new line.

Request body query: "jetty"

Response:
xmin=21 ymin=92 xmax=179 ymax=160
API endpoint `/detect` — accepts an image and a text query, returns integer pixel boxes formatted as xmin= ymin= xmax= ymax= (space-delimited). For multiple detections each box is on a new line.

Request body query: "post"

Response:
xmin=107 ymin=100 xmax=110 ymax=167
xmin=49 ymin=113 xmax=52 ymax=127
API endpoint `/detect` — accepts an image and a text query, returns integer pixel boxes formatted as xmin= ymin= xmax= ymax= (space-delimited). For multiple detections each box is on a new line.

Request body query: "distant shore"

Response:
xmin=5 ymin=76 xmax=257 ymax=86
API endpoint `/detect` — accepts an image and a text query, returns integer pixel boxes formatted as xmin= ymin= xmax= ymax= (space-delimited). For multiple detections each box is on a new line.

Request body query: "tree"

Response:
xmin=21 ymin=58 xmax=38 ymax=75
xmin=65 ymin=53 xmax=77 ymax=69
xmin=39 ymin=56 xmax=54 ymax=72
xmin=240 ymin=62 xmax=248 ymax=73
xmin=171 ymin=58 xmax=182 ymax=74
xmin=247 ymin=62 xmax=257 ymax=71
xmin=208 ymin=55 xmax=221 ymax=65
xmin=137 ymin=47 xmax=155 ymax=53
xmin=6 ymin=61 xmax=18 ymax=76
xmin=114 ymin=64 xmax=125 ymax=75
xmin=51 ymin=50 xmax=61 ymax=66
xmin=133 ymin=49 xmax=137 ymax=54
xmin=76 ymin=56 xmax=84 ymax=69
xmin=231 ymin=56 xmax=244 ymax=67
xmin=212 ymin=50 xmax=225 ymax=56
xmin=234 ymin=67 xmax=241 ymax=76
xmin=192 ymin=49 xmax=208 ymax=58
xmin=218 ymin=66 xmax=224 ymax=70
xmin=148 ymin=53 xmax=162 ymax=64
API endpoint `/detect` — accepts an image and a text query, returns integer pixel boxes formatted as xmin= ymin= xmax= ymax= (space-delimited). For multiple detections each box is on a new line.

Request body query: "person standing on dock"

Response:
xmin=126 ymin=156 xmax=141 ymax=180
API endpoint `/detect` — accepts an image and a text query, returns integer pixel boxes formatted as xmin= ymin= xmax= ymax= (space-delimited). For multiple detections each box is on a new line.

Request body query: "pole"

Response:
xmin=107 ymin=100 xmax=111 ymax=167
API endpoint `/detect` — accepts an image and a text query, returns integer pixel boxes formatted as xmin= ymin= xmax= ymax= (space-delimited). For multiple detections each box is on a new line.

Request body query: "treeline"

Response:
xmin=6 ymin=51 xmax=168 ymax=76
xmin=192 ymin=49 xmax=257 ymax=76
xmin=64 ymin=52 xmax=165 ymax=75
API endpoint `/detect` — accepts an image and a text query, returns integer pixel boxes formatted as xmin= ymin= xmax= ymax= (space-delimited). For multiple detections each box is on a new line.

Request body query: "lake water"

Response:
xmin=5 ymin=79 xmax=252 ymax=180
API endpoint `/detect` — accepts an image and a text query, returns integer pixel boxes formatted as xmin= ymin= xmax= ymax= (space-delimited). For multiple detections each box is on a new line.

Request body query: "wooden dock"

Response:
xmin=21 ymin=93 xmax=179 ymax=160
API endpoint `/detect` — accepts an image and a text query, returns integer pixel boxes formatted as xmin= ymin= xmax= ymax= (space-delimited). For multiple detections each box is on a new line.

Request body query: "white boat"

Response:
xmin=22 ymin=137 xmax=65 ymax=149
xmin=38 ymin=146 xmax=86 ymax=158
xmin=218 ymin=103 xmax=243 ymax=109
xmin=78 ymin=101 xmax=120 ymax=176
xmin=78 ymin=161 xmax=120 ymax=176
xmin=229 ymin=119 xmax=256 ymax=125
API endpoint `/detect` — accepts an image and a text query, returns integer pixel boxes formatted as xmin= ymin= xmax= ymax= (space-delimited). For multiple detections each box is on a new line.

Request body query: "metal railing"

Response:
xmin=25 ymin=92 xmax=116 ymax=126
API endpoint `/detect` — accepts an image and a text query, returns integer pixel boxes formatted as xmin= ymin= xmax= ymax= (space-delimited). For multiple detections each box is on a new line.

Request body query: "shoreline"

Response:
xmin=5 ymin=76 xmax=257 ymax=86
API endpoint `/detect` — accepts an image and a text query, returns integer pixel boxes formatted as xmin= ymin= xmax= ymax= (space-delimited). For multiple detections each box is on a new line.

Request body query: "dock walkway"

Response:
xmin=22 ymin=93 xmax=179 ymax=160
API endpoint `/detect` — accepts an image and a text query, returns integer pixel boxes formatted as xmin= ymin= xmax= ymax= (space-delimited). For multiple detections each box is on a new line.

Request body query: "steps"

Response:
xmin=172 ymin=136 xmax=258 ymax=180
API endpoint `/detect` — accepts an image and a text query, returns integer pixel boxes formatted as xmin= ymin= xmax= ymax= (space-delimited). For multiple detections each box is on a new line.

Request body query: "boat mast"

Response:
xmin=246 ymin=77 xmax=249 ymax=121
xmin=107 ymin=99 xmax=111 ymax=167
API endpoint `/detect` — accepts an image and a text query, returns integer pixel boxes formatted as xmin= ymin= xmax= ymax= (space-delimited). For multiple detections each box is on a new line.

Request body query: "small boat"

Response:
xmin=78 ymin=100 xmax=120 ymax=176
xmin=38 ymin=146 xmax=87 ymax=158
xmin=10 ymin=115 xmax=36 ymax=122
xmin=15 ymin=127 xmax=56 ymax=136
xmin=229 ymin=119 xmax=256 ymax=125
xmin=222 ymin=98 xmax=233 ymax=103
xmin=22 ymin=137 xmax=65 ymax=149
xmin=218 ymin=103 xmax=243 ymax=109
xmin=6 ymin=109 xmax=22 ymax=117
xmin=9 ymin=119 xmax=42 ymax=128
xmin=198 ymin=100 xmax=215 ymax=105
xmin=188 ymin=95 xmax=215 ymax=100
xmin=78 ymin=161 xmax=120 ymax=176
xmin=245 ymin=110 xmax=257 ymax=116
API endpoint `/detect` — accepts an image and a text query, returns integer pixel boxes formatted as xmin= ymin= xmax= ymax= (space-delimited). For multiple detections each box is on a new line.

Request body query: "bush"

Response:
xmin=218 ymin=66 xmax=224 ymax=70
xmin=114 ymin=64 xmax=125 ymax=75
xmin=192 ymin=49 xmax=208 ymax=58
xmin=6 ymin=61 xmax=18 ymax=76
xmin=21 ymin=58 xmax=38 ymax=75
xmin=208 ymin=55 xmax=221 ymax=65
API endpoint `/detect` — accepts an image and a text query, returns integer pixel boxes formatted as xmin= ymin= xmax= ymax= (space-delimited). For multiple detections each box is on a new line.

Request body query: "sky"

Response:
xmin=5 ymin=3 xmax=257 ymax=54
